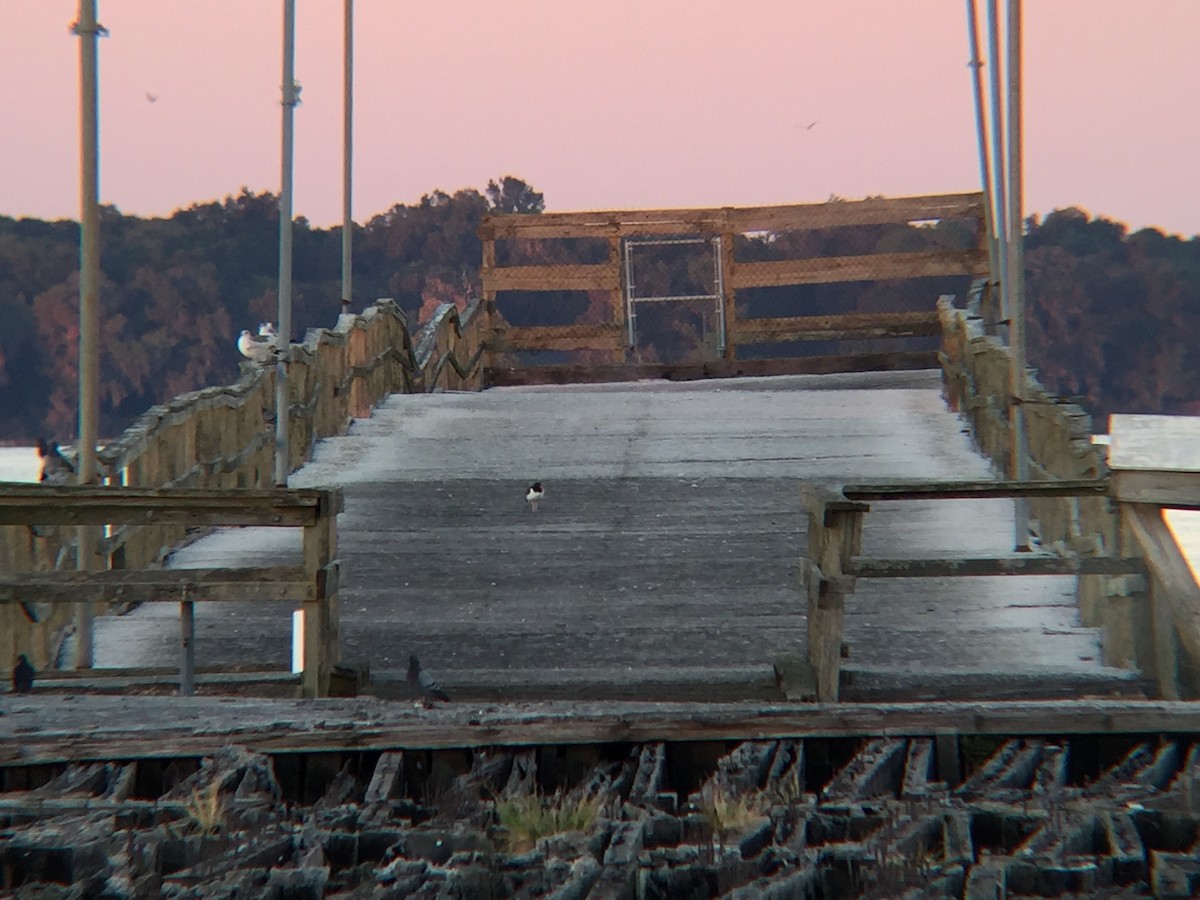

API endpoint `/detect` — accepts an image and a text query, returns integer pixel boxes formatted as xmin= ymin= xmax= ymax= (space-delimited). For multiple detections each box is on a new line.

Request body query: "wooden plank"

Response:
xmin=1108 ymin=413 xmax=1200 ymax=473
xmin=0 ymin=485 xmax=339 ymax=527
xmin=5 ymin=699 xmax=1200 ymax=765
xmin=1111 ymin=470 xmax=1200 ymax=509
xmin=840 ymin=479 xmax=1110 ymax=501
xmin=731 ymin=249 xmax=988 ymax=289
xmin=0 ymin=566 xmax=312 ymax=603
xmin=482 ymin=263 xmax=619 ymax=293
xmin=484 ymin=351 xmax=940 ymax=387
xmin=846 ymin=555 xmax=1146 ymax=578
xmin=490 ymin=324 xmax=625 ymax=352
xmin=1122 ymin=503 xmax=1200 ymax=679
xmin=363 ymin=750 xmax=403 ymax=804
xmin=480 ymin=193 xmax=984 ymax=238
xmin=732 ymin=311 xmax=941 ymax=344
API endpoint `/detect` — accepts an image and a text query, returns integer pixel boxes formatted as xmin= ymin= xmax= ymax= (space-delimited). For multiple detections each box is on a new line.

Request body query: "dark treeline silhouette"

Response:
xmin=0 ymin=181 xmax=1195 ymax=442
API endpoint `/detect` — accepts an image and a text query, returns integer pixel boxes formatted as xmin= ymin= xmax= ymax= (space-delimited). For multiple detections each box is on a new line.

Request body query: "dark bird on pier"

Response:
xmin=12 ymin=654 xmax=35 ymax=694
xmin=36 ymin=438 xmax=75 ymax=483
xmin=526 ymin=482 xmax=544 ymax=512
xmin=407 ymin=654 xmax=450 ymax=705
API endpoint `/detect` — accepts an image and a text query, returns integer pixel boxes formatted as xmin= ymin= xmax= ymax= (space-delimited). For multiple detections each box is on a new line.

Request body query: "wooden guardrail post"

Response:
xmin=800 ymin=484 xmax=868 ymax=702
xmin=301 ymin=488 xmax=344 ymax=698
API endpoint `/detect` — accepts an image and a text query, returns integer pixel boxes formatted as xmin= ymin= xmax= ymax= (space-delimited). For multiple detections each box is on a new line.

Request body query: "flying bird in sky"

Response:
xmin=526 ymin=482 xmax=544 ymax=512
xmin=407 ymin=654 xmax=450 ymax=706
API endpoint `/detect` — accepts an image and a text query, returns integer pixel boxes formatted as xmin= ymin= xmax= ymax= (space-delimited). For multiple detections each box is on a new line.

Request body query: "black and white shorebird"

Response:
xmin=407 ymin=654 xmax=450 ymax=706
xmin=36 ymin=438 xmax=75 ymax=483
xmin=526 ymin=482 xmax=544 ymax=512
xmin=237 ymin=325 xmax=278 ymax=364
xmin=12 ymin=654 xmax=35 ymax=694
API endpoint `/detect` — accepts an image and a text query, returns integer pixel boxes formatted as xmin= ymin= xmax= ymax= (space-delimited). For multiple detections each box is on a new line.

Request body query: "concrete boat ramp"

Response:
xmin=86 ymin=370 xmax=1141 ymax=701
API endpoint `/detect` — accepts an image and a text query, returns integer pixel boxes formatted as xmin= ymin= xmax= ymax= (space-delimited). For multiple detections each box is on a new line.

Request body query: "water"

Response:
xmin=0 ymin=445 xmax=40 ymax=483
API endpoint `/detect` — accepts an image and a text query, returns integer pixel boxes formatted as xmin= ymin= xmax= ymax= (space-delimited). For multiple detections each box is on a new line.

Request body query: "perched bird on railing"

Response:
xmin=12 ymin=654 xmax=35 ymax=693
xmin=36 ymin=438 xmax=76 ymax=483
xmin=526 ymin=482 xmax=544 ymax=512
xmin=237 ymin=327 xmax=278 ymax=364
xmin=407 ymin=654 xmax=450 ymax=706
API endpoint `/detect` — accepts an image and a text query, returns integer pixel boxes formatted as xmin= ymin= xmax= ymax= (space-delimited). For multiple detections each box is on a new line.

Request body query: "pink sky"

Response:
xmin=2 ymin=2 xmax=1198 ymax=236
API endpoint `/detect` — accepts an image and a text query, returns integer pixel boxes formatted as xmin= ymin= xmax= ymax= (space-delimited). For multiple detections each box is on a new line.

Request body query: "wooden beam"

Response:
xmin=0 ymin=485 xmax=341 ymax=527
xmin=840 ymin=479 xmax=1110 ymax=501
xmin=480 ymin=193 xmax=985 ymax=239
xmin=1122 ymin=503 xmax=1200 ymax=681
xmin=5 ymin=698 xmax=1200 ymax=765
xmin=846 ymin=555 xmax=1146 ymax=578
xmin=732 ymin=311 xmax=941 ymax=344
xmin=1111 ymin=470 xmax=1200 ymax=509
xmin=731 ymin=249 xmax=988 ymax=289
xmin=489 ymin=324 xmax=625 ymax=352
xmin=484 ymin=351 xmax=940 ymax=387
xmin=0 ymin=566 xmax=312 ymax=603
xmin=482 ymin=263 xmax=619 ymax=293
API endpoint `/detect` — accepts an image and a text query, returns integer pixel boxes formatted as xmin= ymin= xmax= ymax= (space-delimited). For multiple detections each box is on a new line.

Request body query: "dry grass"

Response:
xmin=182 ymin=780 xmax=225 ymax=835
xmin=494 ymin=789 xmax=605 ymax=853
xmin=699 ymin=785 xmax=769 ymax=840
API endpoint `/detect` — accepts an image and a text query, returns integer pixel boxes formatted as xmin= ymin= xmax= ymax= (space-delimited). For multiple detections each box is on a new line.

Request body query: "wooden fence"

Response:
xmin=480 ymin=192 xmax=987 ymax=383
xmin=793 ymin=469 xmax=1200 ymax=703
xmin=0 ymin=486 xmax=340 ymax=698
xmin=0 ymin=297 xmax=488 ymax=685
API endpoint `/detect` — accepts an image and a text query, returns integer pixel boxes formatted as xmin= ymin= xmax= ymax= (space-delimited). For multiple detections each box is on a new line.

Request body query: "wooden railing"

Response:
xmin=796 ymin=480 xmax=1200 ymax=705
xmin=480 ymin=192 xmax=987 ymax=383
xmin=1 ymin=297 xmax=488 ymax=682
xmin=0 ymin=486 xmax=341 ymax=697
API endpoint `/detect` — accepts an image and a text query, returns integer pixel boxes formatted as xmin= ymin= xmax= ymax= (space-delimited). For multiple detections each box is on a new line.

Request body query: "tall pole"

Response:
xmin=275 ymin=0 xmax=297 ymax=486
xmin=73 ymin=0 xmax=104 ymax=668
xmin=341 ymin=0 xmax=354 ymax=316
xmin=986 ymin=0 xmax=1009 ymax=335
xmin=965 ymin=0 xmax=999 ymax=308
xmin=1006 ymin=0 xmax=1031 ymax=549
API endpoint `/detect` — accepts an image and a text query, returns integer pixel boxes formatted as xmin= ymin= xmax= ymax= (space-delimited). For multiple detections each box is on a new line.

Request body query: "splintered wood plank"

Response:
xmin=363 ymin=751 xmax=403 ymax=805
xmin=8 ymin=699 xmax=1199 ymax=767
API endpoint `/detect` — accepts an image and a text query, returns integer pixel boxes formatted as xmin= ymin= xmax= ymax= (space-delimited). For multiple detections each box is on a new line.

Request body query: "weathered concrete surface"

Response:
xmin=86 ymin=371 xmax=1141 ymax=700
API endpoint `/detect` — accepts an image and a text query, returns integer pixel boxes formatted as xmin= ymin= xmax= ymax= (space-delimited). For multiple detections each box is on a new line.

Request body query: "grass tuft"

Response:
xmin=182 ymin=780 xmax=225 ymax=836
xmin=699 ymin=785 xmax=769 ymax=839
xmin=494 ymin=789 xmax=604 ymax=853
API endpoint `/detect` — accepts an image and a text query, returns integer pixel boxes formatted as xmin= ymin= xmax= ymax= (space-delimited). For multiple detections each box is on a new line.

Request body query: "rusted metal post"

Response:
xmin=73 ymin=0 xmax=105 ymax=668
xmin=275 ymin=0 xmax=298 ymax=486
xmin=341 ymin=0 xmax=354 ymax=314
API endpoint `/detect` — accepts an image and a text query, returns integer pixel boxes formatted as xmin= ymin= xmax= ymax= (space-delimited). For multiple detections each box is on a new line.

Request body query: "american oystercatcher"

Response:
xmin=526 ymin=482 xmax=544 ymax=512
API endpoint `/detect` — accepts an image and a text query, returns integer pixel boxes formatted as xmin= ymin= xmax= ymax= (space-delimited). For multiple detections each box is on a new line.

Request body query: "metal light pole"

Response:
xmin=965 ymin=0 xmax=999 ymax=310
xmin=275 ymin=0 xmax=298 ymax=486
xmin=341 ymin=0 xmax=354 ymax=315
xmin=986 ymin=0 xmax=1009 ymax=335
xmin=73 ymin=0 xmax=105 ymax=668
xmin=1006 ymin=0 xmax=1031 ymax=549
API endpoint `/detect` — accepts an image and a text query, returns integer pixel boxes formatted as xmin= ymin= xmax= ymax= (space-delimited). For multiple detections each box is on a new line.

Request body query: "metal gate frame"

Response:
xmin=622 ymin=236 xmax=727 ymax=355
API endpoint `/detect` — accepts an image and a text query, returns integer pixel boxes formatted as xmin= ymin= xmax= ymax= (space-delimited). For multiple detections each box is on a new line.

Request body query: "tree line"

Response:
xmin=0 ymin=177 xmax=1195 ymax=443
